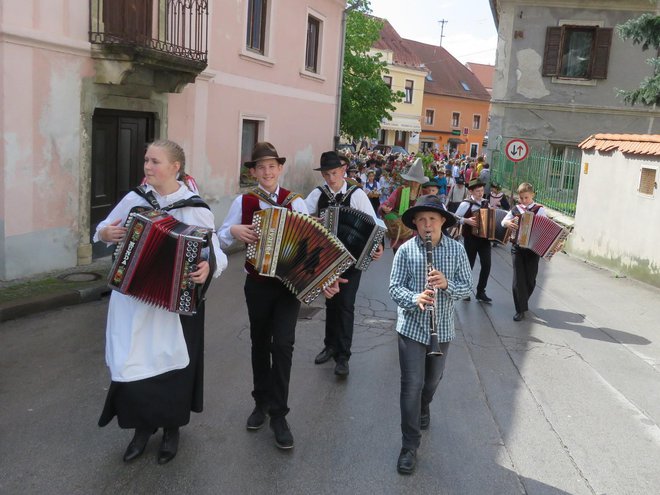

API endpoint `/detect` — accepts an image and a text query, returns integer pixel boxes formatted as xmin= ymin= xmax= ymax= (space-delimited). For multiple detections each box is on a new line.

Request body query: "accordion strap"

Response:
xmin=247 ymin=188 xmax=301 ymax=208
xmin=133 ymin=185 xmax=210 ymax=211
xmin=317 ymin=184 xmax=359 ymax=206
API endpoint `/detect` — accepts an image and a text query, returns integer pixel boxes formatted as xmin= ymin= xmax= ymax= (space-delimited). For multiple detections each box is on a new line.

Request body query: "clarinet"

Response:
xmin=424 ymin=232 xmax=443 ymax=356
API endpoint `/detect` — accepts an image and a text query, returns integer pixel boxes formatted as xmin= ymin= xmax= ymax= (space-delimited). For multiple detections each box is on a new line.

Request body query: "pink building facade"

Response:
xmin=0 ymin=0 xmax=346 ymax=280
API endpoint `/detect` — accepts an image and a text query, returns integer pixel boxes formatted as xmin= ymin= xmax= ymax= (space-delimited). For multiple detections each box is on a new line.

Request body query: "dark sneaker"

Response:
xmin=463 ymin=296 xmax=471 ymax=301
xmin=246 ymin=406 xmax=267 ymax=430
xmin=314 ymin=346 xmax=336 ymax=364
xmin=270 ymin=417 xmax=294 ymax=449
xmin=397 ymin=448 xmax=417 ymax=474
xmin=420 ymin=403 xmax=430 ymax=430
xmin=476 ymin=292 xmax=492 ymax=303
xmin=334 ymin=358 xmax=349 ymax=377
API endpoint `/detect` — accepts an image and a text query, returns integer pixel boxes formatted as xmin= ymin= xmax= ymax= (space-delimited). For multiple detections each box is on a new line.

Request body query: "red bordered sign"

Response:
xmin=505 ymin=139 xmax=529 ymax=162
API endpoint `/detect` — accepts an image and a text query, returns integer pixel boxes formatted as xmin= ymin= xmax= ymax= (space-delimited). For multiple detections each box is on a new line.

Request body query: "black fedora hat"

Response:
xmin=401 ymin=194 xmax=457 ymax=230
xmin=467 ymin=178 xmax=486 ymax=190
xmin=244 ymin=142 xmax=286 ymax=168
xmin=314 ymin=151 xmax=345 ymax=171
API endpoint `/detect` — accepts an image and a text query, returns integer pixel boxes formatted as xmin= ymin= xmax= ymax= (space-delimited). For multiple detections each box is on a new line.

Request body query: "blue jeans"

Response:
xmin=398 ymin=334 xmax=450 ymax=450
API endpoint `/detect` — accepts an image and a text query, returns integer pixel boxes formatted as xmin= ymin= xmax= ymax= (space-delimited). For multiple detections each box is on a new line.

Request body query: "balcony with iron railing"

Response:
xmin=89 ymin=0 xmax=209 ymax=92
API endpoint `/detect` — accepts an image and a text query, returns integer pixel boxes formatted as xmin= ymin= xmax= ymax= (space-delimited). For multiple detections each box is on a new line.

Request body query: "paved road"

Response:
xmin=1 ymin=245 xmax=660 ymax=494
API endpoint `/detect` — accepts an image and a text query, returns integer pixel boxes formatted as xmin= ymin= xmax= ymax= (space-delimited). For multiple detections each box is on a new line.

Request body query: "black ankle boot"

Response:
xmin=123 ymin=428 xmax=155 ymax=462
xmin=157 ymin=427 xmax=180 ymax=465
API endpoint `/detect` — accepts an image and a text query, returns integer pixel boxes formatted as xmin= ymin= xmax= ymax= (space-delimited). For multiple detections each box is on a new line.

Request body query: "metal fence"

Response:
xmin=89 ymin=0 xmax=208 ymax=63
xmin=490 ymin=148 xmax=582 ymax=217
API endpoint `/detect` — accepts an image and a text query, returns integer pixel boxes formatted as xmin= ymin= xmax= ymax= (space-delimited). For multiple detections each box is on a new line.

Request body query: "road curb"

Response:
xmin=0 ymin=283 xmax=110 ymax=323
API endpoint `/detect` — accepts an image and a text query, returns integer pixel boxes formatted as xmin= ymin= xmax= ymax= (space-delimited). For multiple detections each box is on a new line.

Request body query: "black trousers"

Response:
xmin=324 ymin=267 xmax=362 ymax=361
xmin=244 ymin=276 xmax=301 ymax=418
xmin=463 ymin=235 xmax=491 ymax=293
xmin=511 ymin=245 xmax=540 ymax=313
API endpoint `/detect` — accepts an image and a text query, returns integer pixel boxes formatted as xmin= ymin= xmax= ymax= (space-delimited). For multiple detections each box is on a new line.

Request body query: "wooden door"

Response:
xmin=91 ymin=110 xmax=154 ymax=258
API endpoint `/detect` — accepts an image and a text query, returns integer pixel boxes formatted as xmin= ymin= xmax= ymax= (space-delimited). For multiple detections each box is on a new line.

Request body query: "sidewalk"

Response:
xmin=0 ymin=259 xmax=113 ymax=322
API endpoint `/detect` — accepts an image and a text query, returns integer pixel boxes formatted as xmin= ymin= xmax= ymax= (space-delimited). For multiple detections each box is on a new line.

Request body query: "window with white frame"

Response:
xmin=305 ymin=15 xmax=322 ymax=73
xmin=383 ymin=75 xmax=392 ymax=90
xmin=425 ymin=109 xmax=434 ymax=125
xmin=404 ymin=80 xmax=413 ymax=103
xmin=451 ymin=112 xmax=460 ymax=128
xmin=240 ymin=119 xmax=264 ymax=187
xmin=473 ymin=115 xmax=481 ymax=130
xmin=246 ymin=0 xmax=268 ymax=55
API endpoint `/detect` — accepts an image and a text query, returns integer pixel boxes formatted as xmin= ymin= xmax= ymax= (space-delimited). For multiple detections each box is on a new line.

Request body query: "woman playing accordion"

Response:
xmin=94 ymin=140 xmax=227 ymax=464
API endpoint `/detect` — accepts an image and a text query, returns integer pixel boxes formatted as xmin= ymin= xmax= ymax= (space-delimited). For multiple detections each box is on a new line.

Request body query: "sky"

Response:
xmin=368 ymin=0 xmax=498 ymax=66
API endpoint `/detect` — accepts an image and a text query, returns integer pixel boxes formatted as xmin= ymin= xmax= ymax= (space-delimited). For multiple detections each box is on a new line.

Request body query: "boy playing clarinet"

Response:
xmin=389 ymin=195 xmax=472 ymax=475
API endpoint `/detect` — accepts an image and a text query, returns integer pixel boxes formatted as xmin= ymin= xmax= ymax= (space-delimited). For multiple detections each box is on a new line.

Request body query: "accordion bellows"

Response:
xmin=108 ymin=209 xmax=211 ymax=315
xmin=246 ymin=208 xmax=355 ymax=304
xmin=516 ymin=211 xmax=569 ymax=260
xmin=474 ymin=208 xmax=512 ymax=244
xmin=321 ymin=206 xmax=385 ymax=271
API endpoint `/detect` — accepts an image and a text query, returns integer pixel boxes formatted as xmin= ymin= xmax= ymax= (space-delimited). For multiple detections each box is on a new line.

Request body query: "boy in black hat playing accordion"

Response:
xmin=454 ymin=179 xmax=493 ymax=302
xmin=389 ymin=195 xmax=472 ymax=474
xmin=218 ymin=142 xmax=338 ymax=450
xmin=305 ymin=151 xmax=383 ymax=378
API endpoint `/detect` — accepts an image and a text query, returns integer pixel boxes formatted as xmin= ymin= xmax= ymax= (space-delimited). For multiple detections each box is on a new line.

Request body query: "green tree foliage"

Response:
xmin=340 ymin=0 xmax=404 ymax=140
xmin=616 ymin=12 xmax=660 ymax=106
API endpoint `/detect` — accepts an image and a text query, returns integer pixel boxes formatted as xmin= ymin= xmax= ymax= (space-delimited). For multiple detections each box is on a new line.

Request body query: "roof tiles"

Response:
xmin=578 ymin=134 xmax=660 ymax=157
xmin=400 ymin=39 xmax=491 ymax=101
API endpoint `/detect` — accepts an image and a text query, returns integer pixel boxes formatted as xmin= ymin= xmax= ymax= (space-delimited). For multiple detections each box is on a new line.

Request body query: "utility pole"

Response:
xmin=438 ymin=19 xmax=448 ymax=46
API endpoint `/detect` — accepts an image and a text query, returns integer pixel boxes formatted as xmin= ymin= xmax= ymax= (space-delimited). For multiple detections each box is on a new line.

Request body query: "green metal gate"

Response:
xmin=490 ymin=148 xmax=581 ymax=217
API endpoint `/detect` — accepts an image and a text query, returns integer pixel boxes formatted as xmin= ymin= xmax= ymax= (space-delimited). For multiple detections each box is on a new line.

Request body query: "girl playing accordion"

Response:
xmin=95 ymin=139 xmax=227 ymax=464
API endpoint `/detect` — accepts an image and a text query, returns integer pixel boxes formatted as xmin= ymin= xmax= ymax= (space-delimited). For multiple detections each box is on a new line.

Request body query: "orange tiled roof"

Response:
xmin=578 ymin=134 xmax=660 ymax=156
xmin=466 ymin=62 xmax=494 ymax=90
xmin=401 ymin=39 xmax=491 ymax=101
xmin=372 ymin=18 xmax=425 ymax=69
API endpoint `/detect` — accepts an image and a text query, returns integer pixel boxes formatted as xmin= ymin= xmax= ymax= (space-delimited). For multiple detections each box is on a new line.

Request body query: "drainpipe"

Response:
xmin=334 ymin=4 xmax=357 ymax=149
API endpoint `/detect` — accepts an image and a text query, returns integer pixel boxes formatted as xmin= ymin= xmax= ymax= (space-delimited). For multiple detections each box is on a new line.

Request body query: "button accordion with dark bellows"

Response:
xmin=474 ymin=207 xmax=513 ymax=244
xmin=321 ymin=206 xmax=385 ymax=271
xmin=246 ymin=208 xmax=355 ymax=304
xmin=515 ymin=211 xmax=569 ymax=260
xmin=108 ymin=209 xmax=212 ymax=315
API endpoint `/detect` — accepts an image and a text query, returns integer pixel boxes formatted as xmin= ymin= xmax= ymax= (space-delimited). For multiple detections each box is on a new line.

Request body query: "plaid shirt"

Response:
xmin=389 ymin=234 xmax=473 ymax=344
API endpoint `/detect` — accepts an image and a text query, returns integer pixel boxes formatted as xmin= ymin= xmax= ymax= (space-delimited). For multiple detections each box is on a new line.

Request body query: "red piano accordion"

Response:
xmin=473 ymin=207 xmax=512 ymax=244
xmin=108 ymin=209 xmax=212 ymax=315
xmin=246 ymin=208 xmax=355 ymax=304
xmin=515 ymin=211 xmax=569 ymax=260
xmin=320 ymin=206 xmax=385 ymax=271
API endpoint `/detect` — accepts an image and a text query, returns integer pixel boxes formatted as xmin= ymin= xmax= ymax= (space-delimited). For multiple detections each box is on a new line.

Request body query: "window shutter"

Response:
xmin=542 ymin=27 xmax=562 ymax=77
xmin=639 ymin=168 xmax=657 ymax=195
xmin=591 ymin=27 xmax=613 ymax=79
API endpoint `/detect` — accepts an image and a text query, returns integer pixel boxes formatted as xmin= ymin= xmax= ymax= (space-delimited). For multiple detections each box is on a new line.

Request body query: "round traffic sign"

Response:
xmin=505 ymin=139 xmax=529 ymax=162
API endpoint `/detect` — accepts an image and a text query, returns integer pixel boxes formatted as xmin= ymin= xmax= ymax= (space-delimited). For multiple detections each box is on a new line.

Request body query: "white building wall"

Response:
xmin=569 ymin=149 xmax=660 ymax=287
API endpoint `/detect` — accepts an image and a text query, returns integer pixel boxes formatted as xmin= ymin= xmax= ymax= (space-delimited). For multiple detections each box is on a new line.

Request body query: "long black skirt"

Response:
xmin=98 ymin=303 xmax=205 ymax=430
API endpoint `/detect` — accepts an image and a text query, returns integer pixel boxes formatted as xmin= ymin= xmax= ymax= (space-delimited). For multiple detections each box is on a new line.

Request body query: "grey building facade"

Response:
xmin=488 ymin=0 xmax=659 ymax=159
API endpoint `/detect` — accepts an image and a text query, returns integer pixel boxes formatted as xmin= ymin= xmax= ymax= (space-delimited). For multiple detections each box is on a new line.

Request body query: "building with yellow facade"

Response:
xmin=371 ymin=20 xmax=426 ymax=154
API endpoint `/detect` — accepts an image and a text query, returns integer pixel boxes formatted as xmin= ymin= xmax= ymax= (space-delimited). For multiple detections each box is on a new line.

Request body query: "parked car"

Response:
xmin=373 ymin=144 xmax=409 ymax=156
